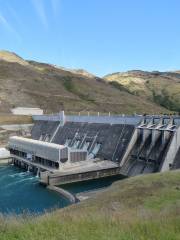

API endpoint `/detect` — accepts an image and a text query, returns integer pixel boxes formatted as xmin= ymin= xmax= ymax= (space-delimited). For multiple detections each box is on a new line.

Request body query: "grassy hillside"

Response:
xmin=1 ymin=170 xmax=180 ymax=240
xmin=104 ymin=70 xmax=180 ymax=112
xmin=0 ymin=51 xmax=169 ymax=114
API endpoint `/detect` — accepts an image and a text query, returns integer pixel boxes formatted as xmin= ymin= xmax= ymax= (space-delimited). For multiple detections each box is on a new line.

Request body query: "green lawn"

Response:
xmin=0 ymin=170 xmax=180 ymax=240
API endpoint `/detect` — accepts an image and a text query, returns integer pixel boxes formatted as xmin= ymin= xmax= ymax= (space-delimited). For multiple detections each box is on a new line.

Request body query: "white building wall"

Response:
xmin=11 ymin=107 xmax=43 ymax=116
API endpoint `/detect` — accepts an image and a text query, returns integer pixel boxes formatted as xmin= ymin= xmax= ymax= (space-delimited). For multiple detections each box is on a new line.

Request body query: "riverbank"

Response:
xmin=76 ymin=187 xmax=108 ymax=201
xmin=0 ymin=170 xmax=180 ymax=240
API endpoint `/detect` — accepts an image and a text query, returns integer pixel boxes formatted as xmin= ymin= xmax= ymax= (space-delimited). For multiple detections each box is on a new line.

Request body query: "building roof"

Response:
xmin=9 ymin=136 xmax=65 ymax=150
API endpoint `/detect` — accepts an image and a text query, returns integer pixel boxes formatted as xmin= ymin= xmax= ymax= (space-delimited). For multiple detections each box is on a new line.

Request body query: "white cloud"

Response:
xmin=31 ymin=0 xmax=48 ymax=28
xmin=0 ymin=11 xmax=22 ymax=42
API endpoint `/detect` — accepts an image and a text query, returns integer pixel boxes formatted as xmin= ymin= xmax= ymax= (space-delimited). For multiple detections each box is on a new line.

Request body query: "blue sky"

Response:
xmin=0 ymin=0 xmax=180 ymax=76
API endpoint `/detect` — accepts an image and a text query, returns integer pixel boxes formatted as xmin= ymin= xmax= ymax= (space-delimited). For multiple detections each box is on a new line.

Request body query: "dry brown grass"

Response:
xmin=0 ymin=51 xmax=169 ymax=114
xmin=105 ymin=71 xmax=180 ymax=112
xmin=0 ymin=115 xmax=32 ymax=125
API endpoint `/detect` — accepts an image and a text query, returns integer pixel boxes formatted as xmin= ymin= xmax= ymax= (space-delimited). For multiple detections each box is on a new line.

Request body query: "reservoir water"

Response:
xmin=0 ymin=164 xmax=123 ymax=215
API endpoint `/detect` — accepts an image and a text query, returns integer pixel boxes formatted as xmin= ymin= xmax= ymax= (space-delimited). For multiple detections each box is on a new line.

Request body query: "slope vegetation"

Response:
xmin=1 ymin=170 xmax=180 ymax=240
xmin=105 ymin=70 xmax=180 ymax=112
xmin=0 ymin=51 xmax=168 ymax=114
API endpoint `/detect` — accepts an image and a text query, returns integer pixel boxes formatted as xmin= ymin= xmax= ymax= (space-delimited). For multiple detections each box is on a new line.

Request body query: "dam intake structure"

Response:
xmin=8 ymin=112 xmax=180 ymax=186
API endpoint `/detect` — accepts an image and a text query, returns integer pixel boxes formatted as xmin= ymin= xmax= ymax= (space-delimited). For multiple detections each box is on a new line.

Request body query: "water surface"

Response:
xmin=62 ymin=175 xmax=124 ymax=194
xmin=0 ymin=165 xmax=69 ymax=215
xmin=0 ymin=165 xmax=123 ymax=215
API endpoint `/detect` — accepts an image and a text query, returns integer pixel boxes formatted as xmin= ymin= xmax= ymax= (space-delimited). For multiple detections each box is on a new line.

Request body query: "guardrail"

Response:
xmin=32 ymin=113 xmax=143 ymax=125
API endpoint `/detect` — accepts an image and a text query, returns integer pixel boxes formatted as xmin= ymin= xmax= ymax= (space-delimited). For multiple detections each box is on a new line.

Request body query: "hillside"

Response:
xmin=104 ymin=70 xmax=180 ymax=113
xmin=0 ymin=50 xmax=169 ymax=114
xmin=1 ymin=170 xmax=180 ymax=239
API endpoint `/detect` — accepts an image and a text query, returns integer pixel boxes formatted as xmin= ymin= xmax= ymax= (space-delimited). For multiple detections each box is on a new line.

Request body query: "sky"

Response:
xmin=0 ymin=0 xmax=180 ymax=76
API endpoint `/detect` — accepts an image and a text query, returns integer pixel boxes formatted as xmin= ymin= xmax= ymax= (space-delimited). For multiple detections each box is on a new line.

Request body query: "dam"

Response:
xmin=7 ymin=112 xmax=180 ymax=187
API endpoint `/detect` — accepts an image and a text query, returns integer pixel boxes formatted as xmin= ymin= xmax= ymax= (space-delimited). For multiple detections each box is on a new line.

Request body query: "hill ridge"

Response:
xmin=0 ymin=50 xmax=174 ymax=114
xmin=104 ymin=70 xmax=180 ymax=112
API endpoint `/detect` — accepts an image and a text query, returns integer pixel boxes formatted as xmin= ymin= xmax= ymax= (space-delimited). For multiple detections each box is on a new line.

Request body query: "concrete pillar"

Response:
xmin=162 ymin=130 xmax=169 ymax=145
xmin=61 ymin=111 xmax=65 ymax=125
xmin=37 ymin=168 xmax=40 ymax=177
xmin=142 ymin=129 xmax=151 ymax=143
xmin=152 ymin=129 xmax=160 ymax=143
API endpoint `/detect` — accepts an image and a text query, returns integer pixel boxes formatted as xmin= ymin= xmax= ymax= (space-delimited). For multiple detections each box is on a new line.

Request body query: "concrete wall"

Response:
xmin=33 ymin=114 xmax=62 ymax=122
xmin=33 ymin=114 xmax=142 ymax=125
xmin=66 ymin=115 xmax=142 ymax=125
xmin=33 ymin=113 xmax=180 ymax=126
xmin=120 ymin=128 xmax=138 ymax=167
xmin=47 ymin=167 xmax=121 ymax=186
xmin=47 ymin=185 xmax=77 ymax=203
xmin=160 ymin=127 xmax=180 ymax=172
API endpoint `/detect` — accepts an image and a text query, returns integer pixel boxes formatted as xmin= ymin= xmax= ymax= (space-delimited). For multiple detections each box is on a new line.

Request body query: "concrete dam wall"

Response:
xmin=8 ymin=113 xmax=180 ymax=185
xmin=31 ymin=120 xmax=135 ymax=163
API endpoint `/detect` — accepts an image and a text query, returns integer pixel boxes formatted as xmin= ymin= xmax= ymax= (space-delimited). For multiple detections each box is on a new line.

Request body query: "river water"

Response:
xmin=0 ymin=164 xmax=123 ymax=215
xmin=0 ymin=165 xmax=69 ymax=215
